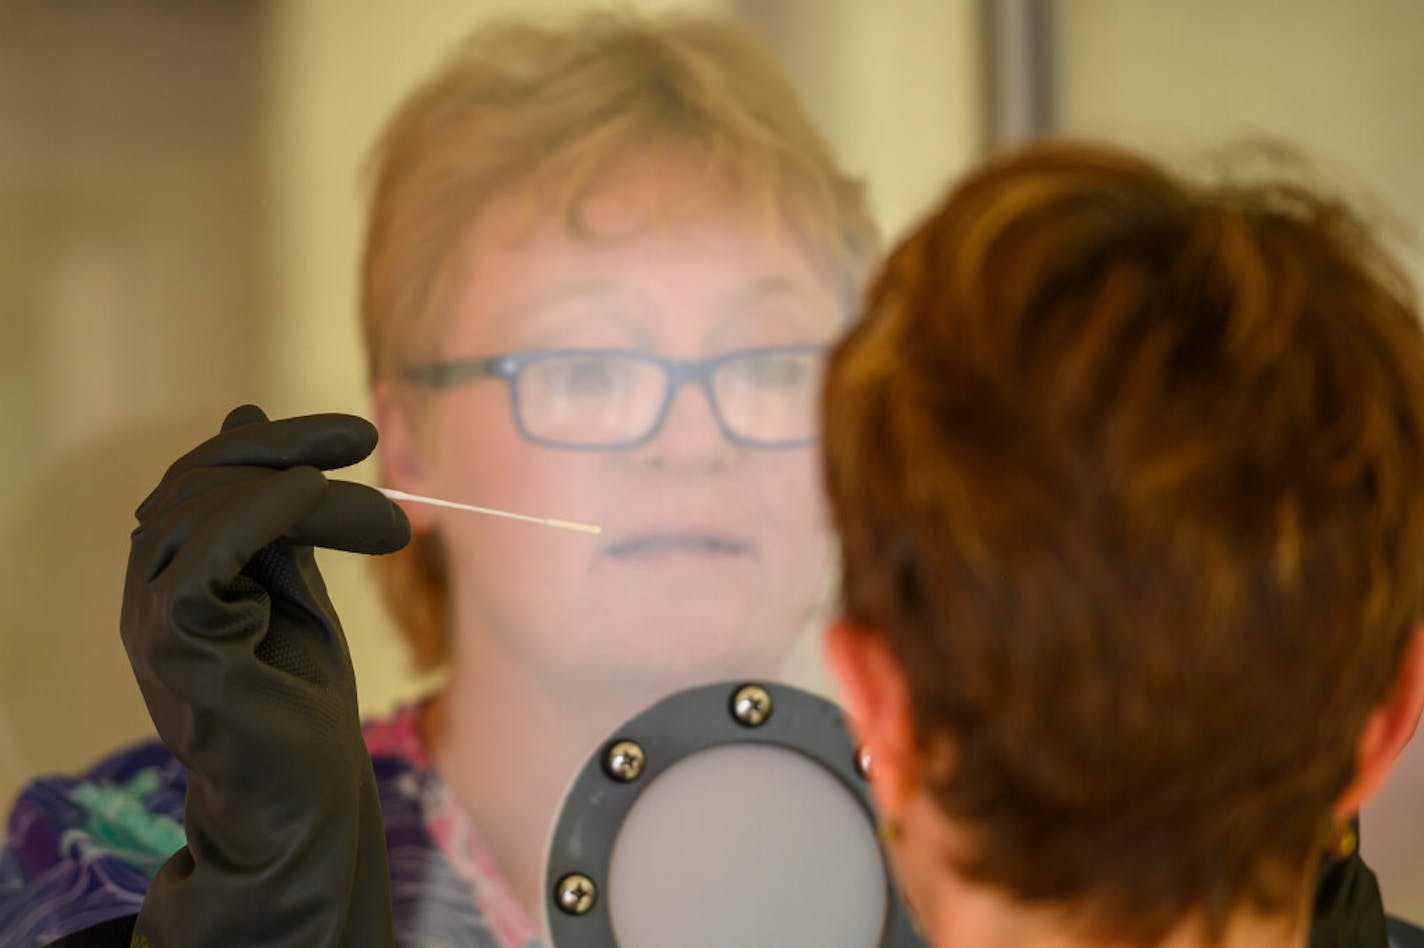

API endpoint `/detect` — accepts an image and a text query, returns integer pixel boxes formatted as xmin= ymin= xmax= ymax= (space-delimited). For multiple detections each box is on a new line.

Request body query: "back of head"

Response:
xmin=823 ymin=140 xmax=1424 ymax=943
xmin=359 ymin=10 xmax=879 ymax=670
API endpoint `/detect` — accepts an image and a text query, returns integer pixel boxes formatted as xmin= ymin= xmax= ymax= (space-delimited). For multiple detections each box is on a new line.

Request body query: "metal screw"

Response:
xmin=731 ymin=683 xmax=773 ymax=727
xmin=555 ymin=873 xmax=597 ymax=916
xmin=604 ymin=739 xmax=646 ymax=782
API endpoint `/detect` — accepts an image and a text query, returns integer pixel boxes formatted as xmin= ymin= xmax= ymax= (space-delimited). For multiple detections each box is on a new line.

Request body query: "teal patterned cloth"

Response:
xmin=1 ymin=707 xmax=543 ymax=948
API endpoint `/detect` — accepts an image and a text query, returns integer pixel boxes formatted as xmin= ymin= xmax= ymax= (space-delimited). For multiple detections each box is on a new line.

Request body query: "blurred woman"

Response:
xmin=0 ymin=11 xmax=878 ymax=946
xmin=359 ymin=11 xmax=876 ymax=934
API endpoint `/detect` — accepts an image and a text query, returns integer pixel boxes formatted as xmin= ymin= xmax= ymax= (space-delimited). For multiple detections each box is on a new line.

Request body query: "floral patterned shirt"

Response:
xmin=0 ymin=706 xmax=544 ymax=948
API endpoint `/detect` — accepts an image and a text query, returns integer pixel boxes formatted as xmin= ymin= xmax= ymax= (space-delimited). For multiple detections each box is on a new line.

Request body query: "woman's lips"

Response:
xmin=603 ymin=532 xmax=752 ymax=558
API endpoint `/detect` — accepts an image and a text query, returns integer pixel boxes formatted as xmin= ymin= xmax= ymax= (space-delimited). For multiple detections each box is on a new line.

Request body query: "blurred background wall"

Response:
xmin=1 ymin=0 xmax=1419 ymax=923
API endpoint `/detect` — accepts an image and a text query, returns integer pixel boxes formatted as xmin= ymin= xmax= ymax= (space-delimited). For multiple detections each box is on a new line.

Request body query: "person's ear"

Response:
xmin=1332 ymin=623 xmax=1424 ymax=817
xmin=825 ymin=618 xmax=919 ymax=813
xmin=371 ymin=379 xmax=436 ymax=533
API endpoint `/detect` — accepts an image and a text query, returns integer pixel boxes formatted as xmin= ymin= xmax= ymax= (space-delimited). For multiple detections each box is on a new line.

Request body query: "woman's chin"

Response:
xmin=545 ymin=615 xmax=799 ymax=699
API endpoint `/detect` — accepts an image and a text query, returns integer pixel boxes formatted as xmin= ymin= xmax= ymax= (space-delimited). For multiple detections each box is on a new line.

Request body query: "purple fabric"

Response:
xmin=1 ymin=719 xmax=539 ymax=948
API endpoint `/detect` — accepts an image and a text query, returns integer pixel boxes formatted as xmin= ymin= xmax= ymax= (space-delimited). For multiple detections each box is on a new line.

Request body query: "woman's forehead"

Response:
xmin=474 ymin=147 xmax=765 ymax=245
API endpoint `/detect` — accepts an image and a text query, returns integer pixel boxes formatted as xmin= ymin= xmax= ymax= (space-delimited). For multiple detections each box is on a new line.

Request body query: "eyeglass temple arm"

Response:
xmin=403 ymin=359 xmax=502 ymax=389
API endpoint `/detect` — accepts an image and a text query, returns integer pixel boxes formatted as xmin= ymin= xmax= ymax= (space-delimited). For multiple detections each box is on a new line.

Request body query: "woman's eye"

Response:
xmin=733 ymin=355 xmax=809 ymax=389
xmin=551 ymin=358 xmax=624 ymax=395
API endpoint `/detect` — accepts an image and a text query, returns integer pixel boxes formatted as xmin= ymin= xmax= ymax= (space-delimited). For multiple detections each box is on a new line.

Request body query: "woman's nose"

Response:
xmin=629 ymin=380 xmax=737 ymax=470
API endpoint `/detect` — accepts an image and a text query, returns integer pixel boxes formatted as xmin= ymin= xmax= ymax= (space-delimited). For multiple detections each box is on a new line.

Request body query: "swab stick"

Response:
xmin=377 ymin=487 xmax=601 ymax=535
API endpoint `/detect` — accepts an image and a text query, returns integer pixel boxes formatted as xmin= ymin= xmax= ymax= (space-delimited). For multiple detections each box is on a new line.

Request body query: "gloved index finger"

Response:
xmin=288 ymin=479 xmax=412 ymax=555
xmin=167 ymin=412 xmax=380 ymax=479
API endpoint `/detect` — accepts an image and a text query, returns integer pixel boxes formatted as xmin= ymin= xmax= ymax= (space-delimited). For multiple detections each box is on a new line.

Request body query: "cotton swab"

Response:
xmin=377 ymin=487 xmax=602 ymax=535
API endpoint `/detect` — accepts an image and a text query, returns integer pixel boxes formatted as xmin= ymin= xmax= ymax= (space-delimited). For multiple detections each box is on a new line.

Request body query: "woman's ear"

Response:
xmin=825 ymin=619 xmax=919 ymax=814
xmin=1333 ymin=624 xmax=1424 ymax=817
xmin=371 ymin=379 xmax=436 ymax=533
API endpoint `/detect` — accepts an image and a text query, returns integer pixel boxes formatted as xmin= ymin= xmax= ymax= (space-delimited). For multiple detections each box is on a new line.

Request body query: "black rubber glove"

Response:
xmin=120 ymin=405 xmax=409 ymax=947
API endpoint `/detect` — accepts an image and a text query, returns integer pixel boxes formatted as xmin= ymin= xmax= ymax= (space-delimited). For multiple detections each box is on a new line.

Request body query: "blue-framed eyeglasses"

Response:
xmin=405 ymin=345 xmax=826 ymax=450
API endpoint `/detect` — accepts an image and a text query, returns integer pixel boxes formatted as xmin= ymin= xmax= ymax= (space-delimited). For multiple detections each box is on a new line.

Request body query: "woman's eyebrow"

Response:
xmin=717 ymin=275 xmax=811 ymax=309
xmin=493 ymin=277 xmax=631 ymax=323
xmin=708 ymin=275 xmax=834 ymax=345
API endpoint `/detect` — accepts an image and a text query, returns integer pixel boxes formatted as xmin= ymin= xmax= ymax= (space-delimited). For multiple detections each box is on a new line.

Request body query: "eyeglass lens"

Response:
xmin=513 ymin=351 xmax=824 ymax=447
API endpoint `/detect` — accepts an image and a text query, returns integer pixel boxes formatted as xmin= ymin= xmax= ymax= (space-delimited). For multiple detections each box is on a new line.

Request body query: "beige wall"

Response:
xmin=1053 ymin=0 xmax=1424 ymax=923
xmin=1056 ymin=0 xmax=1424 ymax=273
xmin=0 ymin=2 xmax=267 ymax=811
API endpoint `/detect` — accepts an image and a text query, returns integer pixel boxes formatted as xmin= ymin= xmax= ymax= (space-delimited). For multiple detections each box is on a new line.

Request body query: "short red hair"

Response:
xmin=823 ymin=141 xmax=1424 ymax=943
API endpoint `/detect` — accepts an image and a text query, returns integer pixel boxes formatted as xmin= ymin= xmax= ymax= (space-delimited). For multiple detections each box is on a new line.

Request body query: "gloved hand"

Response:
xmin=120 ymin=405 xmax=410 ymax=947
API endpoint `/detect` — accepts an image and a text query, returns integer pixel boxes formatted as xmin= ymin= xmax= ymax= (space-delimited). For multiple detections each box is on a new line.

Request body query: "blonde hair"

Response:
xmin=361 ymin=10 xmax=880 ymax=671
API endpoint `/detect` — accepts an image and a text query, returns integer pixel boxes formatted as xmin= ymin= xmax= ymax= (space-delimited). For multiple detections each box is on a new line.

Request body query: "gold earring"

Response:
xmin=1325 ymin=818 xmax=1357 ymax=861
xmin=856 ymin=744 xmax=874 ymax=781
xmin=877 ymin=816 xmax=904 ymax=847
